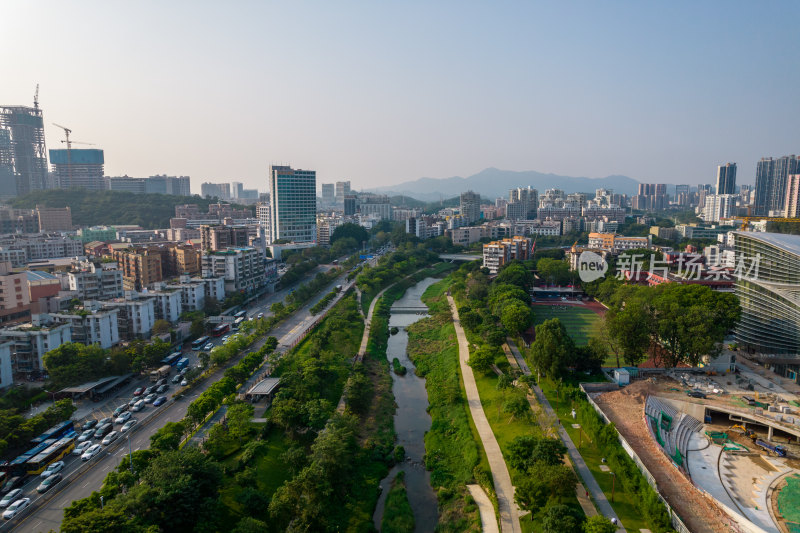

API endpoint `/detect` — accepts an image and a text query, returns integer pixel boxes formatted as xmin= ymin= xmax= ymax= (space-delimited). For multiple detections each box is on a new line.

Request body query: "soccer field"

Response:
xmin=531 ymin=305 xmax=603 ymax=346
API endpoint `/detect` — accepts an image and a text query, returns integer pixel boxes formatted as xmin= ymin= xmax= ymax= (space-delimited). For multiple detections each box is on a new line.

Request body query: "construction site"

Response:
xmin=588 ymin=366 xmax=800 ymax=533
xmin=0 ymin=87 xmax=49 ymax=198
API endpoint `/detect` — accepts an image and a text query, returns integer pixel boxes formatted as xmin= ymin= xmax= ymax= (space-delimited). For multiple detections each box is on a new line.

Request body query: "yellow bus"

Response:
xmin=26 ymin=437 xmax=75 ymax=475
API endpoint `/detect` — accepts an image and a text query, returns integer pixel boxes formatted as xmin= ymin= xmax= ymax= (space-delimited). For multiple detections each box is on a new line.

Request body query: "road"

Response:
xmin=5 ymin=264 xmax=351 ymax=533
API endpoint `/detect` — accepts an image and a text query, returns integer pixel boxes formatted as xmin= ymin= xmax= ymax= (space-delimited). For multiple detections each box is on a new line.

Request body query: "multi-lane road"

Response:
xmin=5 ymin=263 xmax=354 ymax=533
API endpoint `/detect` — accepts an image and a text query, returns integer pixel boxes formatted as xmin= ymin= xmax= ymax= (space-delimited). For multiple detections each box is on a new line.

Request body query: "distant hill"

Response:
xmin=11 ymin=189 xmax=255 ymax=229
xmin=370 ymin=167 xmax=640 ymax=202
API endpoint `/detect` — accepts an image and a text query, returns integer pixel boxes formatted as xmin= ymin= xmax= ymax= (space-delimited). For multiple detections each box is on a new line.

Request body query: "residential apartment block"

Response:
xmin=482 ymin=236 xmax=532 ymax=274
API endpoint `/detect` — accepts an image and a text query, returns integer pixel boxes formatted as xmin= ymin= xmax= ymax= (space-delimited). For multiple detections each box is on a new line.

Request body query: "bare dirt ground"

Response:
xmin=593 ymin=380 xmax=740 ymax=533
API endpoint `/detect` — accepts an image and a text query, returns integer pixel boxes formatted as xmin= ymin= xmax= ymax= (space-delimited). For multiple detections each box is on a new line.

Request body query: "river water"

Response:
xmin=372 ymin=277 xmax=439 ymax=532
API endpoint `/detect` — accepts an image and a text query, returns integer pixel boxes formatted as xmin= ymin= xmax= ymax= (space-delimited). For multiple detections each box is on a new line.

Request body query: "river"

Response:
xmin=372 ymin=277 xmax=439 ymax=532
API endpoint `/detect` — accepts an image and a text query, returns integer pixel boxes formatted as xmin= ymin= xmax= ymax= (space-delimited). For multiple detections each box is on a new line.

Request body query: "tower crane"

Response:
xmin=52 ymin=123 xmax=73 ymax=187
xmin=33 ymin=84 xmax=39 ymax=110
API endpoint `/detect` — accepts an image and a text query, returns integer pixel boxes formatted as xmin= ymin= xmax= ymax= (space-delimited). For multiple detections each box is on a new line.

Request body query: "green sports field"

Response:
xmin=531 ymin=304 xmax=603 ymax=346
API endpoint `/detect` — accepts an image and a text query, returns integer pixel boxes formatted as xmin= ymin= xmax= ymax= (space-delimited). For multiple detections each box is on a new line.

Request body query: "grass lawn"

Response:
xmin=531 ymin=305 xmax=621 ymax=367
xmin=538 ymin=377 xmax=649 ymax=532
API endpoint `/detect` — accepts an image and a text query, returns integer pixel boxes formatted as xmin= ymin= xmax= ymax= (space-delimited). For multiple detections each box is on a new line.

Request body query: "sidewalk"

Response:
xmin=505 ymin=339 xmax=625 ymax=532
xmin=448 ymin=295 xmax=521 ymax=533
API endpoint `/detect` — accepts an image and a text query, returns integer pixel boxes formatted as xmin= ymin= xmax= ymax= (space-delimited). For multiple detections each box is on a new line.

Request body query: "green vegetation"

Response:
xmin=391 ymin=357 xmax=407 ymax=375
xmin=587 ymin=278 xmax=741 ymax=367
xmin=0 ymin=399 xmax=75 ymax=459
xmin=407 ymin=279 xmax=483 ymax=532
xmin=309 ymin=287 xmax=339 ymax=315
xmin=11 ymin=188 xmax=254 ymax=229
xmin=356 ymin=243 xmax=443 ymax=310
xmin=381 ymin=471 xmax=415 ymax=533
xmin=532 ymin=305 xmax=603 ymax=346
xmin=537 ymin=377 xmax=671 ymax=532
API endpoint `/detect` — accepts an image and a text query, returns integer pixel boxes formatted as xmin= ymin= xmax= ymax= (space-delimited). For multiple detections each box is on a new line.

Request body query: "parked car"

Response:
xmin=40 ymin=460 xmax=65 ymax=479
xmin=156 ymin=384 xmax=168 ymax=394
xmin=2 ymin=497 xmax=30 ymax=519
xmin=144 ymin=385 xmax=156 ymax=395
xmin=73 ymin=441 xmax=93 ymax=456
xmin=94 ymin=423 xmax=113 ymax=439
xmin=131 ymin=400 xmax=145 ymax=412
xmin=0 ymin=477 xmax=24 ymax=495
xmin=77 ymin=429 xmax=95 ymax=443
xmin=112 ymin=404 xmax=128 ymax=417
xmin=128 ymin=397 xmax=139 ymax=407
xmin=687 ymin=390 xmax=707 ymax=399
xmin=81 ymin=419 xmax=98 ymax=431
xmin=156 ymin=378 xmax=168 ymax=387
xmin=97 ymin=417 xmax=113 ymax=427
xmin=101 ymin=431 xmax=119 ymax=446
xmin=115 ymin=411 xmax=132 ymax=424
xmin=203 ymin=342 xmax=213 ymax=351
xmin=180 ymin=378 xmax=188 ymax=387
xmin=153 ymin=396 xmax=167 ymax=407
xmin=171 ymin=374 xmax=182 ymax=384
xmin=144 ymin=393 xmax=157 ymax=404
xmin=82 ymin=444 xmax=102 ymax=461
xmin=133 ymin=387 xmax=144 ymax=396
xmin=257 ymin=313 xmax=264 ymax=319
xmin=120 ymin=419 xmax=138 ymax=432
xmin=36 ymin=473 xmax=62 ymax=493
xmin=0 ymin=489 xmax=23 ymax=509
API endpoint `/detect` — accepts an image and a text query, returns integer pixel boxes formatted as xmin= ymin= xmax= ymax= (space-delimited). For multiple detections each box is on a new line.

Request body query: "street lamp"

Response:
xmin=609 ymin=471 xmax=616 ymax=502
xmin=127 ymin=435 xmax=133 ymax=474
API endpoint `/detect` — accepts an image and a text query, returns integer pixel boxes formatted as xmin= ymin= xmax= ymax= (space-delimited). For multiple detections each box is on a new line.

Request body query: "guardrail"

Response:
xmin=0 ymin=399 xmax=173 ymax=532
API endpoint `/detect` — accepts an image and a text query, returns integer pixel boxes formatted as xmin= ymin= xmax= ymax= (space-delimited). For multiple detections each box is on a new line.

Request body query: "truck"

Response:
xmin=150 ymin=365 xmax=172 ymax=382
xmin=176 ymin=357 xmax=189 ymax=372
xmin=755 ymin=439 xmax=787 ymax=457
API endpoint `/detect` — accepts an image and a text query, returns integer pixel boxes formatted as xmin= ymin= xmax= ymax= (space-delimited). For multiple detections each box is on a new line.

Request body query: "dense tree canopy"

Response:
xmin=330 ymin=222 xmax=369 ymax=247
xmin=529 ymin=318 xmax=575 ymax=379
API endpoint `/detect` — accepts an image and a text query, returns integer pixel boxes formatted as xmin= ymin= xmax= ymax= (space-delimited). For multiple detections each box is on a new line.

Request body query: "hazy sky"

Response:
xmin=4 ymin=1 xmax=799 ymax=193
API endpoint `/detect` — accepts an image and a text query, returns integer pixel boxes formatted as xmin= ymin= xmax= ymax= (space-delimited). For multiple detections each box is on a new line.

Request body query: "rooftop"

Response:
xmin=734 ymin=231 xmax=800 ymax=257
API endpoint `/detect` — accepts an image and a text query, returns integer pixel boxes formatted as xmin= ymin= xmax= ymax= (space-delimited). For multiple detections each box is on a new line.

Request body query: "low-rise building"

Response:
xmin=482 ymin=236 xmax=532 ymax=274
xmin=99 ymin=296 xmax=156 ymax=341
xmin=0 ymin=261 xmax=31 ymax=326
xmin=201 ymin=247 xmax=267 ymax=295
xmin=0 ymin=321 xmax=72 ymax=375
xmin=147 ymin=288 xmax=183 ymax=323
xmin=162 ymin=276 xmax=206 ymax=312
xmin=50 ymin=308 xmax=119 ymax=349
xmin=587 ymin=233 xmax=652 ymax=253
xmin=68 ymin=261 xmax=124 ymax=300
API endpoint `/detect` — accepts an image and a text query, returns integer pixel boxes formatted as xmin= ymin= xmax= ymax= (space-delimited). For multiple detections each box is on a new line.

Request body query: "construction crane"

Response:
xmin=52 ymin=123 xmax=73 ymax=186
xmin=721 ymin=216 xmax=800 ymax=231
xmin=33 ymin=84 xmax=39 ymax=110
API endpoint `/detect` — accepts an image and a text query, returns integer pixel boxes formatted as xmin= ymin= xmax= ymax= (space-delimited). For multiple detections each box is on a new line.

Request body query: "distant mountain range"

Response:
xmin=369 ymin=167 xmax=641 ymax=202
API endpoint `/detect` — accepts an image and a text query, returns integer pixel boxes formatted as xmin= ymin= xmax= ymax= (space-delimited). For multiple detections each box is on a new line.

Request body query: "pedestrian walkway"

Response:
xmin=467 ymin=484 xmax=500 ymax=533
xmin=448 ymin=295 xmax=521 ymax=533
xmin=505 ymin=338 xmax=626 ymax=532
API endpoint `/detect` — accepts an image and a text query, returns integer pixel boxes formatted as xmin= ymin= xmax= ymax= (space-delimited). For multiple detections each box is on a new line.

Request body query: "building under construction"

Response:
xmin=49 ymin=148 xmax=105 ymax=190
xmin=0 ymin=103 xmax=49 ymax=198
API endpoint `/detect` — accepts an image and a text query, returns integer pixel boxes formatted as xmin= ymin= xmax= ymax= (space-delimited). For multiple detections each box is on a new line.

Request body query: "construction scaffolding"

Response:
xmin=0 ymin=103 xmax=49 ymax=197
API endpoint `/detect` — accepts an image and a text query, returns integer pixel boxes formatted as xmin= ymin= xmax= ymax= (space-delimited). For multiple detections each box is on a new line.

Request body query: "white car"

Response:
xmin=81 ymin=443 xmax=102 ymax=461
xmin=203 ymin=342 xmax=213 ymax=351
xmin=77 ymin=429 xmax=94 ymax=442
xmin=120 ymin=419 xmax=138 ymax=432
xmin=131 ymin=400 xmax=145 ymax=412
xmin=101 ymin=431 xmax=119 ymax=446
xmin=0 ymin=489 xmax=22 ymax=509
xmin=73 ymin=440 xmax=93 ymax=456
xmin=40 ymin=460 xmax=65 ymax=479
xmin=2 ymin=497 xmax=30 ymax=519
xmin=180 ymin=378 xmax=188 ymax=387
xmin=115 ymin=411 xmax=132 ymax=424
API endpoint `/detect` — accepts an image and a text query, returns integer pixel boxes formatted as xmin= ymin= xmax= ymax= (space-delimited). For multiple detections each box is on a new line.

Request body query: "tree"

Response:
xmin=515 ymin=477 xmax=549 ymax=520
xmin=460 ymin=310 xmax=482 ymax=331
xmin=469 ymin=345 xmax=499 ymax=374
xmin=501 ymin=300 xmax=533 ymax=334
xmin=233 ymin=517 xmax=269 ymax=533
xmin=541 ymin=504 xmax=581 ymax=533
xmin=571 ymin=337 xmax=607 ymax=374
xmin=150 ymin=421 xmax=186 ymax=452
xmin=583 ymin=515 xmax=618 ymax=533
xmin=343 ymin=371 xmax=372 ymax=414
xmin=507 ymin=435 xmax=566 ymax=472
xmin=502 ymin=389 xmax=530 ymax=422
xmin=152 ymin=319 xmax=171 ymax=335
xmin=528 ymin=318 xmax=575 ymax=379
xmin=496 ymin=261 xmax=534 ymax=289
xmin=226 ymin=402 xmax=255 ymax=441
xmin=537 ymin=257 xmax=572 ymax=286
xmin=331 ymin=223 xmax=369 ymax=247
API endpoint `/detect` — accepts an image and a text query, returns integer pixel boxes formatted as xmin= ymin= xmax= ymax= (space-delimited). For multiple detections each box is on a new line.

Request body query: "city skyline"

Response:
xmin=4 ymin=2 xmax=799 ymax=192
